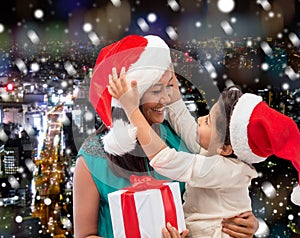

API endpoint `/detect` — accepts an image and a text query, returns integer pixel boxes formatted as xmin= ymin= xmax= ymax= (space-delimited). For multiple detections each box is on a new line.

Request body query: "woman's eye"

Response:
xmin=167 ymin=86 xmax=173 ymax=92
xmin=151 ymin=90 xmax=161 ymax=95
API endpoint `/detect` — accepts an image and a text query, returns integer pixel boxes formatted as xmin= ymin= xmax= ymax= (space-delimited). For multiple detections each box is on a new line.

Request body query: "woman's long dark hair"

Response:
xmin=96 ymin=107 xmax=159 ymax=179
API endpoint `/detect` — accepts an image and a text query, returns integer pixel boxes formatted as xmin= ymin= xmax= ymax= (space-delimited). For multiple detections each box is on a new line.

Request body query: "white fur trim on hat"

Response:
xmin=102 ymin=119 xmax=137 ymax=156
xmin=112 ymin=35 xmax=172 ymax=108
xmin=229 ymin=93 xmax=266 ymax=164
xmin=291 ymin=185 xmax=300 ymax=206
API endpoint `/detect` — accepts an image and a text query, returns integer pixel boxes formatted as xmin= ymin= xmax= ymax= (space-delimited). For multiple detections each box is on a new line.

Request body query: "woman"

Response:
xmin=73 ymin=34 xmax=259 ymax=238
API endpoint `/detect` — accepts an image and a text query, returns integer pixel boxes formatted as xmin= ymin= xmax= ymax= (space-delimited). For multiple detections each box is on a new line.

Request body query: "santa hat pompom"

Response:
xmin=102 ymin=119 xmax=137 ymax=156
xmin=291 ymin=185 xmax=300 ymax=206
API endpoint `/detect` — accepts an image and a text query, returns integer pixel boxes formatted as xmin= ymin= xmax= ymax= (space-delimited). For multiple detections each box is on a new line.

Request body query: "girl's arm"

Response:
xmin=165 ymin=71 xmax=200 ymax=153
xmin=108 ymin=67 xmax=166 ymax=160
xmin=162 ymin=70 xmax=200 ymax=153
xmin=124 ymin=99 xmax=167 ymax=159
xmin=73 ymin=156 xmax=102 ymax=238
xmin=166 ymin=99 xmax=201 ymax=154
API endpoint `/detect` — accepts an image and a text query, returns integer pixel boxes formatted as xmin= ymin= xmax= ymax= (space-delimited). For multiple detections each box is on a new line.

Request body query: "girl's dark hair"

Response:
xmin=215 ymin=85 xmax=243 ymax=148
xmin=96 ymin=107 xmax=158 ymax=179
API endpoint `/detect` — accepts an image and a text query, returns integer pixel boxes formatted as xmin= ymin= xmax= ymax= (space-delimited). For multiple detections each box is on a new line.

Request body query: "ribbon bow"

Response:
xmin=123 ymin=175 xmax=170 ymax=192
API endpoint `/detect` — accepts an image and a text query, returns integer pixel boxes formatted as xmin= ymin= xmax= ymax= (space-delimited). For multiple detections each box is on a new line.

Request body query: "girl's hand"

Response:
xmin=108 ymin=66 xmax=140 ymax=117
xmin=222 ymin=211 xmax=259 ymax=238
xmin=162 ymin=222 xmax=189 ymax=238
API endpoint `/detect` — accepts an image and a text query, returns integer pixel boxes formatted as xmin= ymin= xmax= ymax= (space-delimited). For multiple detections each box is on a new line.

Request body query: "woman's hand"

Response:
xmin=222 ymin=211 xmax=259 ymax=238
xmin=162 ymin=222 xmax=189 ymax=238
xmin=169 ymin=65 xmax=181 ymax=103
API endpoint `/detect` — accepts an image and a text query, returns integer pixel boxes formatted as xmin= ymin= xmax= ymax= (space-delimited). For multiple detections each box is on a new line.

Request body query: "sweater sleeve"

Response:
xmin=166 ymin=99 xmax=201 ymax=154
xmin=150 ymin=147 xmax=257 ymax=189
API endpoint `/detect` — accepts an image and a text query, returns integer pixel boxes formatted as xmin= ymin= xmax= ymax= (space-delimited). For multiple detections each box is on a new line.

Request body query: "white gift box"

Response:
xmin=108 ymin=180 xmax=186 ymax=238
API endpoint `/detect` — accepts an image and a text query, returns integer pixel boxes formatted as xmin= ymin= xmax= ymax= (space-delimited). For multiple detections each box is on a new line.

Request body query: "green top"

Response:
xmin=77 ymin=121 xmax=190 ymax=238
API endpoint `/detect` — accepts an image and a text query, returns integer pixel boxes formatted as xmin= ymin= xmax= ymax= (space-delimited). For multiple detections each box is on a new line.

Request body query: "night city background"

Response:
xmin=0 ymin=0 xmax=300 ymax=237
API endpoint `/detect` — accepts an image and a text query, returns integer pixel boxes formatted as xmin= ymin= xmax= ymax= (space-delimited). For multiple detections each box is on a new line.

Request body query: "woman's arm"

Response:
xmin=73 ymin=156 xmax=102 ymax=238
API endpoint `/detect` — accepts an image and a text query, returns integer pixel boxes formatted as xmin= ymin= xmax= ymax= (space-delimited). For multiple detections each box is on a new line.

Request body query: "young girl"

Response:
xmin=108 ymin=66 xmax=300 ymax=237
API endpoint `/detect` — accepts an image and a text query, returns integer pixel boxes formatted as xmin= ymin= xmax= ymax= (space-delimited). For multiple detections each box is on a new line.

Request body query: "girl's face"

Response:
xmin=197 ymin=102 xmax=223 ymax=154
xmin=140 ymin=69 xmax=174 ymax=125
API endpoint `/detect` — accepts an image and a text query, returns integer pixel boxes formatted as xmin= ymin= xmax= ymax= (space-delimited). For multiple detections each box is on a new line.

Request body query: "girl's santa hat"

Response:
xmin=229 ymin=93 xmax=300 ymax=206
xmin=89 ymin=34 xmax=172 ymax=155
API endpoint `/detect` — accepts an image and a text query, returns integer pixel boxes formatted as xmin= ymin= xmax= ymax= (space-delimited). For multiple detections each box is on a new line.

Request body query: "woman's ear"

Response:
xmin=217 ymin=145 xmax=233 ymax=156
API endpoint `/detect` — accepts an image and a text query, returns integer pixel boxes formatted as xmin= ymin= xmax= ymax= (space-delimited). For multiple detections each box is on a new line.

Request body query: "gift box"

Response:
xmin=108 ymin=175 xmax=186 ymax=238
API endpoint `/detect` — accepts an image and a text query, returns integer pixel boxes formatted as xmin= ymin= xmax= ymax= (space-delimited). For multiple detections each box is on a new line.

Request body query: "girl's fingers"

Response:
xmin=107 ymin=86 xmax=116 ymax=98
xmin=108 ymin=66 xmax=130 ymax=99
xmin=112 ymin=67 xmax=118 ymax=80
xmin=108 ymin=73 xmax=121 ymax=98
xmin=108 ymin=74 xmax=118 ymax=95
xmin=120 ymin=66 xmax=126 ymax=77
xmin=109 ymin=73 xmax=118 ymax=89
xmin=112 ymin=66 xmax=126 ymax=82
xmin=110 ymin=69 xmax=123 ymax=91
xmin=119 ymin=67 xmax=128 ymax=92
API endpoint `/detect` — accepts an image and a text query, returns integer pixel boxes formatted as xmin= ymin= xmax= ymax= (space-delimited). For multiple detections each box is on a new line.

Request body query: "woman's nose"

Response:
xmin=159 ymin=88 xmax=171 ymax=104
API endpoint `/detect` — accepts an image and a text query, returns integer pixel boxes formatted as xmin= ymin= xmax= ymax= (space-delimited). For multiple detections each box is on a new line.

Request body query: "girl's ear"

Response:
xmin=217 ymin=145 xmax=233 ymax=156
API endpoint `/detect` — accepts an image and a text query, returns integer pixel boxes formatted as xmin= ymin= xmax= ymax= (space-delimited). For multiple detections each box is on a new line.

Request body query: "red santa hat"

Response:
xmin=89 ymin=34 xmax=172 ymax=155
xmin=229 ymin=93 xmax=300 ymax=206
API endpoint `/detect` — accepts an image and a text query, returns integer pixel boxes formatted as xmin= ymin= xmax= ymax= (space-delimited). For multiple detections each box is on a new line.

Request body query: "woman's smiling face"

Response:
xmin=140 ymin=69 xmax=174 ymax=125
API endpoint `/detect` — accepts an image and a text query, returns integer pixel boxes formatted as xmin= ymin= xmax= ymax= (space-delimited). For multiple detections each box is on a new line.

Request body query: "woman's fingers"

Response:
xmin=222 ymin=211 xmax=258 ymax=238
xmin=181 ymin=229 xmax=189 ymax=238
xmin=162 ymin=227 xmax=171 ymax=238
xmin=167 ymin=222 xmax=182 ymax=238
xmin=162 ymin=223 xmax=189 ymax=238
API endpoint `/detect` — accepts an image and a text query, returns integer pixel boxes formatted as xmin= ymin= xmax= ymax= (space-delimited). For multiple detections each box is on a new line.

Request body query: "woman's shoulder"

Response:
xmin=78 ymin=132 xmax=107 ymax=158
xmin=77 ymin=133 xmax=113 ymax=181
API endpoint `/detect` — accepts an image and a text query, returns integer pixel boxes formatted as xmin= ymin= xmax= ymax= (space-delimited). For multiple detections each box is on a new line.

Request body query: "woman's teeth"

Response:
xmin=152 ymin=107 xmax=164 ymax=112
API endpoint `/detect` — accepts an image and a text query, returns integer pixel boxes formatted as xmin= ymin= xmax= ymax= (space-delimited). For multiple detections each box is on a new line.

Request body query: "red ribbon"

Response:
xmin=121 ymin=175 xmax=178 ymax=237
xmin=121 ymin=191 xmax=141 ymax=238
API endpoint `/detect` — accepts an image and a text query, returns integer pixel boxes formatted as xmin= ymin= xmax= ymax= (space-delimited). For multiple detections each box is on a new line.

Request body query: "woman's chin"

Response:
xmin=148 ymin=117 xmax=165 ymax=125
